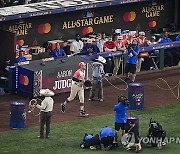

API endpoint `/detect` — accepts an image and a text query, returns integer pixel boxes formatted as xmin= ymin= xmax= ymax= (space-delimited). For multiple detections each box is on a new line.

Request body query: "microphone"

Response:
xmin=61 ymin=59 xmax=66 ymax=63
xmin=59 ymin=59 xmax=66 ymax=64
xmin=40 ymin=62 xmax=45 ymax=66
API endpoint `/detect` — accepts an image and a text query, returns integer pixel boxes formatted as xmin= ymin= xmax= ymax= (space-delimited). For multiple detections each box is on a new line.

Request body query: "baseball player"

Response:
xmin=61 ymin=62 xmax=89 ymax=117
xmin=89 ymin=56 xmax=106 ymax=102
xmin=36 ymin=89 xmax=54 ymax=139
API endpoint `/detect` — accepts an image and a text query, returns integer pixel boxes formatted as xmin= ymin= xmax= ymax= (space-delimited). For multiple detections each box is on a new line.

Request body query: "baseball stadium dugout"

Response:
xmin=10 ymin=56 xmax=93 ymax=98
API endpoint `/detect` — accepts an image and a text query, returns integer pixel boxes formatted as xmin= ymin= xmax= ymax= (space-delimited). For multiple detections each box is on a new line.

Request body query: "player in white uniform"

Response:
xmin=61 ymin=62 xmax=89 ymax=117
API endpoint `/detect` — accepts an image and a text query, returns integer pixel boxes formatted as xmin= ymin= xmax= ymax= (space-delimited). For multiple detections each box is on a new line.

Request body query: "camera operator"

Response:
xmin=124 ymin=39 xmax=140 ymax=83
xmin=113 ymin=96 xmax=129 ymax=144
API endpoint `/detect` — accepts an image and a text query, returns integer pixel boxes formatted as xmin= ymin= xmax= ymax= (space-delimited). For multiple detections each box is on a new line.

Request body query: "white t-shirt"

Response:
xmin=39 ymin=97 xmax=54 ymax=112
xmin=70 ymin=40 xmax=83 ymax=53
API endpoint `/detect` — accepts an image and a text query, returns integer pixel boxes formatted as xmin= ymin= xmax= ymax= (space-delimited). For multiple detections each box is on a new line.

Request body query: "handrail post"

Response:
xmin=159 ymin=49 xmax=164 ymax=70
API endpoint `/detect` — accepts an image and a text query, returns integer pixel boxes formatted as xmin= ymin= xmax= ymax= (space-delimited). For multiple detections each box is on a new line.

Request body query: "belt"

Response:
xmin=41 ymin=111 xmax=52 ymax=113
xmin=74 ymin=82 xmax=83 ymax=86
xmin=93 ymin=76 xmax=101 ymax=80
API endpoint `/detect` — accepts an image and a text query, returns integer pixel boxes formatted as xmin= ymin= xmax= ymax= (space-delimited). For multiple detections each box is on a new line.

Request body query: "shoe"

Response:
xmin=90 ymin=146 xmax=96 ymax=150
xmin=37 ymin=136 xmax=44 ymax=139
xmin=88 ymin=98 xmax=94 ymax=101
xmin=150 ymin=67 xmax=155 ymax=70
xmin=113 ymin=142 xmax=119 ymax=147
xmin=157 ymin=141 xmax=162 ymax=149
xmin=99 ymin=99 xmax=103 ymax=102
xmin=80 ymin=110 xmax=89 ymax=117
xmin=61 ymin=103 xmax=65 ymax=113
xmin=162 ymin=142 xmax=166 ymax=146
xmin=80 ymin=144 xmax=85 ymax=149
xmin=135 ymin=144 xmax=139 ymax=153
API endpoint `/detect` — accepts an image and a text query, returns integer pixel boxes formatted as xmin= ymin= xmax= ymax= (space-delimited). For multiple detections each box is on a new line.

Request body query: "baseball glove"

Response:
xmin=84 ymin=80 xmax=92 ymax=87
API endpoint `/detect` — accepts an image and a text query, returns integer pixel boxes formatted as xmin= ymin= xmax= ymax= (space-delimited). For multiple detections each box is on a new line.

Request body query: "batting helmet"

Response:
xmin=79 ymin=62 xmax=86 ymax=68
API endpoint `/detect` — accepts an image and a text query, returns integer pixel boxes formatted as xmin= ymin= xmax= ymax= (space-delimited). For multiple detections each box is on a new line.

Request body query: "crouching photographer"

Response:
xmin=99 ymin=126 xmax=115 ymax=151
xmin=80 ymin=133 xmax=101 ymax=150
xmin=147 ymin=118 xmax=166 ymax=149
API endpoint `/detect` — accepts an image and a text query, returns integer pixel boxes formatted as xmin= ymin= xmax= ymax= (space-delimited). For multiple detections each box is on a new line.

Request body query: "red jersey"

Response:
xmin=73 ymin=69 xmax=85 ymax=81
xmin=114 ymin=40 xmax=126 ymax=48
xmin=103 ymin=41 xmax=116 ymax=49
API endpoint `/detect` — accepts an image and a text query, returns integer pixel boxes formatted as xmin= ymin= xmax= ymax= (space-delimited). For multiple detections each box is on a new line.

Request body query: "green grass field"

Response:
xmin=1 ymin=103 xmax=180 ymax=154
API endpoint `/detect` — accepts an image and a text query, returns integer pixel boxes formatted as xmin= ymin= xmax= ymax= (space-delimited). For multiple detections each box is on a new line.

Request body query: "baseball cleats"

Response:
xmin=80 ymin=110 xmax=89 ymax=117
xmin=61 ymin=103 xmax=65 ymax=113
xmin=88 ymin=98 xmax=95 ymax=101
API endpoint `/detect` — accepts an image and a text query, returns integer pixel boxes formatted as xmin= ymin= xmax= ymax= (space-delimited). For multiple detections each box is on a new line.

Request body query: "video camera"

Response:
xmin=87 ymin=47 xmax=93 ymax=54
xmin=118 ymin=96 xmax=129 ymax=107
xmin=125 ymin=43 xmax=135 ymax=50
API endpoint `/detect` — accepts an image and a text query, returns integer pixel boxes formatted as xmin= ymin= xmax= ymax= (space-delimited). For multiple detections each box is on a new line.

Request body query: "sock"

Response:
xmin=80 ymin=102 xmax=84 ymax=111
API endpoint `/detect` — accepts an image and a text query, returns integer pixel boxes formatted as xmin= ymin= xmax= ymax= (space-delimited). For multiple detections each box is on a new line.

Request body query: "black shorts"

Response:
xmin=125 ymin=63 xmax=136 ymax=74
xmin=115 ymin=122 xmax=126 ymax=131
xmin=101 ymin=136 xmax=114 ymax=147
xmin=84 ymin=137 xmax=101 ymax=148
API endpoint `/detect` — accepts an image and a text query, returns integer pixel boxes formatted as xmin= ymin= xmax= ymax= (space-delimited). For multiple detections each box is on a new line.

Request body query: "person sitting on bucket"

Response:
xmin=121 ymin=120 xmax=142 ymax=153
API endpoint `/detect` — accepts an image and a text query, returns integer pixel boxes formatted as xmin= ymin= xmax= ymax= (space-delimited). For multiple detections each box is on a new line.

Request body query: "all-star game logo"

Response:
xmin=142 ymin=4 xmax=164 ymax=28
xmin=8 ymin=22 xmax=32 ymax=36
xmin=132 ymin=93 xmax=143 ymax=106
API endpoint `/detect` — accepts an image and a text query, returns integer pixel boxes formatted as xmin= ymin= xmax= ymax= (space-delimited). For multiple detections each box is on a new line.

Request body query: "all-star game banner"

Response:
xmin=0 ymin=0 xmax=175 ymax=47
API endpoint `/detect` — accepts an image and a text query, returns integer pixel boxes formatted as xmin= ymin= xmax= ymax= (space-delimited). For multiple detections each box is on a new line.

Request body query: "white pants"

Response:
xmin=68 ymin=82 xmax=84 ymax=103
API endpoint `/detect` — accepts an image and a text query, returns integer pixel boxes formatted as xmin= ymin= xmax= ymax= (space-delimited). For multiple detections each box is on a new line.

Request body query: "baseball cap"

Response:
xmin=79 ymin=62 xmax=86 ymax=68
xmin=151 ymin=36 xmax=156 ymax=39
xmin=139 ymin=31 xmax=145 ymax=36
xmin=95 ymin=56 xmax=106 ymax=64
